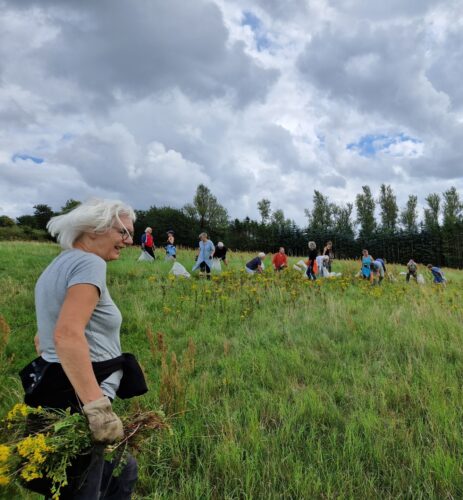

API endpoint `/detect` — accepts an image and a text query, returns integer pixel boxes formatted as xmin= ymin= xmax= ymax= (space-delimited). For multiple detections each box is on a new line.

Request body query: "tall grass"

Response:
xmin=1 ymin=242 xmax=462 ymax=499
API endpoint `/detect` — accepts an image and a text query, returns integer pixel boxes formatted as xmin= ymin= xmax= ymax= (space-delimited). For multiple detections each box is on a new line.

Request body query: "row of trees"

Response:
xmin=299 ymin=185 xmax=462 ymax=237
xmin=2 ymin=184 xmax=463 ymax=266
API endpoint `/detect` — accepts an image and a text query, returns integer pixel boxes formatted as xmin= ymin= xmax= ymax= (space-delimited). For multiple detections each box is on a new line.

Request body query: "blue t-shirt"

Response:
xmin=362 ymin=256 xmax=372 ymax=277
xmin=165 ymin=243 xmax=176 ymax=256
xmin=246 ymin=257 xmax=262 ymax=270
xmin=431 ymin=267 xmax=445 ymax=283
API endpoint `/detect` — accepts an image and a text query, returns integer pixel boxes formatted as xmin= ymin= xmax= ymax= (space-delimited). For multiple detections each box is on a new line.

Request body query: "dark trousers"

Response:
xmin=306 ymin=262 xmax=316 ymax=280
xmin=143 ymin=246 xmax=155 ymax=259
xmin=199 ymin=261 xmax=211 ymax=279
xmin=406 ymin=271 xmax=417 ymax=282
xmin=27 ymin=444 xmax=137 ymax=500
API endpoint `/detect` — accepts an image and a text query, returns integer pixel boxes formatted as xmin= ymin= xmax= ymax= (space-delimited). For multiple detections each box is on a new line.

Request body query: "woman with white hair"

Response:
xmin=19 ymin=198 xmax=147 ymax=499
xmin=306 ymin=241 xmax=318 ymax=280
xmin=192 ymin=232 xmax=215 ymax=280
xmin=245 ymin=252 xmax=266 ymax=274
xmin=213 ymin=241 xmax=228 ymax=266
xmin=141 ymin=226 xmax=155 ymax=259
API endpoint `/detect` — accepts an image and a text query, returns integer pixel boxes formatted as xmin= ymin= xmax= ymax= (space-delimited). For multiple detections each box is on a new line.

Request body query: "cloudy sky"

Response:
xmin=1 ymin=0 xmax=462 ymax=225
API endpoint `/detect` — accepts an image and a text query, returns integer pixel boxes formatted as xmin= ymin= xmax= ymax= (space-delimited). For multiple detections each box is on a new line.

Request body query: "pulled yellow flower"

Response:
xmin=20 ymin=463 xmax=42 ymax=482
xmin=6 ymin=404 xmax=29 ymax=421
xmin=0 ymin=465 xmax=10 ymax=485
xmin=17 ymin=434 xmax=54 ymax=465
xmin=0 ymin=445 xmax=10 ymax=462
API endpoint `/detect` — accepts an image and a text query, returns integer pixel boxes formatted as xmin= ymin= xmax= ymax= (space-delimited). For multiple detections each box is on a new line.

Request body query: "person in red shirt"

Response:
xmin=272 ymin=247 xmax=288 ymax=271
xmin=141 ymin=227 xmax=155 ymax=258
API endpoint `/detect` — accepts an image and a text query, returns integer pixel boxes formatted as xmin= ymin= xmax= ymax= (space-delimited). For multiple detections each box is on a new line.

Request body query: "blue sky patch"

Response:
xmin=12 ymin=153 xmax=44 ymax=164
xmin=241 ymin=11 xmax=271 ymax=51
xmin=346 ymin=133 xmax=421 ymax=157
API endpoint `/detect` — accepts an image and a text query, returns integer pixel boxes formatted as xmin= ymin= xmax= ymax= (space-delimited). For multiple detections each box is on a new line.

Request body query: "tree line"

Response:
xmin=1 ymin=184 xmax=463 ymax=267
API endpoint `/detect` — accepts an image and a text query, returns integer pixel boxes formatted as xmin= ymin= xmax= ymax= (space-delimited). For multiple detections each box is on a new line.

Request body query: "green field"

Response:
xmin=1 ymin=241 xmax=463 ymax=499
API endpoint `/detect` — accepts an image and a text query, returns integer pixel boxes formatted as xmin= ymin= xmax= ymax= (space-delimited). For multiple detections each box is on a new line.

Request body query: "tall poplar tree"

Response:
xmin=400 ymin=195 xmax=418 ymax=233
xmin=355 ymin=185 xmax=376 ymax=238
xmin=378 ymin=184 xmax=398 ymax=233
xmin=423 ymin=193 xmax=440 ymax=232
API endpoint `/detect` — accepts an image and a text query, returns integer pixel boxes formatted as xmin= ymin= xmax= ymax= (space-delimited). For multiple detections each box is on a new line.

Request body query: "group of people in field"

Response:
xmin=140 ymin=227 xmax=177 ymax=260
xmin=140 ymin=229 xmax=447 ymax=285
xmin=360 ymin=249 xmax=446 ymax=285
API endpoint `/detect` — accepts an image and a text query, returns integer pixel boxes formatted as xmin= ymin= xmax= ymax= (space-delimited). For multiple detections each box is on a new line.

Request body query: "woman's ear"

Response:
xmin=86 ymin=231 xmax=98 ymax=241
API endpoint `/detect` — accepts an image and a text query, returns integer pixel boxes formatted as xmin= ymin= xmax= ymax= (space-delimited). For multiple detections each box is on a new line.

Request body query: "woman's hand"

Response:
xmin=83 ymin=396 xmax=124 ymax=443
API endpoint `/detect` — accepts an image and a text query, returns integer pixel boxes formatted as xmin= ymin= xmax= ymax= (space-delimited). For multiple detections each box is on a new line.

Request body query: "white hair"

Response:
xmin=308 ymin=241 xmax=316 ymax=250
xmin=217 ymin=242 xmax=224 ymax=248
xmin=145 ymin=227 xmax=152 ymax=233
xmin=47 ymin=198 xmax=136 ymax=250
xmin=258 ymin=252 xmax=266 ymax=258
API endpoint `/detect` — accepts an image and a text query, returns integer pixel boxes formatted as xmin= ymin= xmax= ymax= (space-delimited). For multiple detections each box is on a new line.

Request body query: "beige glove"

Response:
xmin=82 ymin=396 xmax=124 ymax=443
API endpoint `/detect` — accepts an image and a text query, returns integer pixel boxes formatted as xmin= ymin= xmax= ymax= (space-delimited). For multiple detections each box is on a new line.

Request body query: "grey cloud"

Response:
xmin=297 ymin=22 xmax=448 ymax=134
xmin=426 ymin=31 xmax=463 ymax=111
xmin=256 ymin=124 xmax=302 ymax=170
xmin=0 ymin=98 xmax=36 ymax=130
xmin=321 ymin=173 xmax=346 ymax=189
xmin=51 ymin=125 xmax=211 ymax=209
xmin=328 ymin=0 xmax=445 ymax=20
xmin=6 ymin=0 xmax=278 ymax=109
xmin=409 ymin=129 xmax=463 ymax=179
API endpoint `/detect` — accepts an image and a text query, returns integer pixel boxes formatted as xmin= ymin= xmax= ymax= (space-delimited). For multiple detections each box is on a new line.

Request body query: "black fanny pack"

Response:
xmin=19 ymin=353 xmax=148 ymax=411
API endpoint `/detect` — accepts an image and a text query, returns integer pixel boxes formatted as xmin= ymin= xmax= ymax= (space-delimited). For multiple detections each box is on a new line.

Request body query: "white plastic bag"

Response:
xmin=296 ymin=259 xmax=308 ymax=270
xmin=138 ymin=250 xmax=154 ymax=262
xmin=417 ymin=273 xmax=425 ymax=284
xmin=211 ymin=258 xmax=222 ymax=272
xmin=293 ymin=259 xmax=308 ymax=273
xmin=170 ymin=262 xmax=191 ymax=278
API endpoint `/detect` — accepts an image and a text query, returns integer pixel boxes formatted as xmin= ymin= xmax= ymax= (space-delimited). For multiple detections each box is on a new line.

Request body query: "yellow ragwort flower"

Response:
xmin=20 ymin=463 xmax=42 ymax=482
xmin=0 ymin=445 xmax=10 ymax=462
xmin=17 ymin=434 xmax=54 ymax=465
xmin=6 ymin=403 xmax=29 ymax=421
xmin=0 ymin=465 xmax=10 ymax=485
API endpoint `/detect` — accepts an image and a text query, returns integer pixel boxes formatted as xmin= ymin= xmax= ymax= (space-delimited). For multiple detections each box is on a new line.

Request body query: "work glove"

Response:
xmin=82 ymin=396 xmax=124 ymax=444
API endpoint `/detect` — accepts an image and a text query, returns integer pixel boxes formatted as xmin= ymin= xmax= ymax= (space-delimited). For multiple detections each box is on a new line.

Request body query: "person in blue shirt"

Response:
xmin=192 ymin=232 xmax=215 ymax=280
xmin=245 ymin=252 xmax=266 ymax=274
xmin=165 ymin=230 xmax=176 ymax=260
xmin=361 ymin=249 xmax=373 ymax=279
xmin=370 ymin=259 xmax=385 ymax=285
xmin=427 ymin=264 xmax=446 ymax=284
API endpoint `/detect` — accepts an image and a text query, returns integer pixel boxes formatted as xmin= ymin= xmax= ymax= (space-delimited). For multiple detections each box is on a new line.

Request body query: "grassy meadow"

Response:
xmin=1 ymin=241 xmax=463 ymax=499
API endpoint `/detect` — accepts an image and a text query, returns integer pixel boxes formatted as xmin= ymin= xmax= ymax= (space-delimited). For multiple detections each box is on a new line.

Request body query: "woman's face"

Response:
xmin=94 ymin=214 xmax=134 ymax=261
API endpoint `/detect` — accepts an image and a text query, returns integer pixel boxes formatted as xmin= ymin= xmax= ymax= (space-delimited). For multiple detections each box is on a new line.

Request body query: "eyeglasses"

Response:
xmin=113 ymin=224 xmax=134 ymax=242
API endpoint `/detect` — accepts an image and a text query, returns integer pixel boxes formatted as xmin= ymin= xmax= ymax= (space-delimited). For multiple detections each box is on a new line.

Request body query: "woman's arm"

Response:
xmin=54 ymin=284 xmax=105 ymax=405
xmin=34 ymin=334 xmax=41 ymax=355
